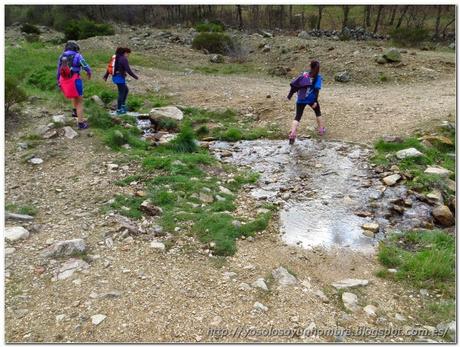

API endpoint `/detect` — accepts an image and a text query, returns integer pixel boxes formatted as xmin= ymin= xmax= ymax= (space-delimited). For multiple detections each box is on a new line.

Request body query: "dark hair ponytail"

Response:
xmin=115 ymin=47 xmax=132 ymax=55
xmin=310 ymin=60 xmax=320 ymax=77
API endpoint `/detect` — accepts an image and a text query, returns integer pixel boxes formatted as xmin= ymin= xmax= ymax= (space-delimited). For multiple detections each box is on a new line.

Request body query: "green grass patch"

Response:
xmin=377 ymin=230 xmax=455 ymax=295
xmin=5 ymin=203 xmax=38 ymax=216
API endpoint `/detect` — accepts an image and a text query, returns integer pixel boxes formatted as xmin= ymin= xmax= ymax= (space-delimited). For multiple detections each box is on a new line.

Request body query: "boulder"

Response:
xmin=210 ymin=54 xmax=224 ymax=63
xmin=298 ymin=31 xmax=310 ymax=39
xmin=334 ymin=71 xmax=351 ymax=83
xmin=332 ymin=278 xmax=369 ymax=289
xmin=424 ymin=166 xmax=452 ymax=177
xmin=383 ymin=48 xmax=401 ymax=62
xmin=150 ymin=241 xmax=166 ymax=251
xmin=5 ymin=226 xmax=30 ymax=242
xmin=53 ymin=258 xmax=89 ymax=281
xmin=149 ymin=106 xmax=184 ymax=121
xmin=342 ymin=292 xmax=359 ymax=312
xmin=63 ymin=126 xmax=79 ymax=139
xmin=383 ymin=174 xmax=401 ymax=186
xmin=432 ymin=205 xmax=454 ymax=227
xmin=396 ymin=148 xmax=423 ymax=159
xmin=361 ymin=223 xmax=379 ymax=233
xmin=41 ymin=239 xmax=86 ymax=258
xmin=375 ymin=55 xmax=387 ymax=64
xmin=272 ymin=266 xmax=297 ymax=286
xmin=252 ymin=278 xmax=269 ymax=291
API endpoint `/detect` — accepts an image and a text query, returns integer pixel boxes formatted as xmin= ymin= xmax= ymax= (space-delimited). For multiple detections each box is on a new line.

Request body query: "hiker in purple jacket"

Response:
xmin=57 ymin=40 xmax=92 ymax=129
xmin=287 ymin=60 xmax=325 ymax=144
xmin=103 ymin=47 xmax=139 ymax=115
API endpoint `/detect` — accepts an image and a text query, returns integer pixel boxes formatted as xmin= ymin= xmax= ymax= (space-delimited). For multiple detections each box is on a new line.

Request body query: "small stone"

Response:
xmin=364 ymin=305 xmax=377 ymax=317
xmin=396 ymin=148 xmax=423 ymax=159
xmin=332 ymin=278 xmax=369 ymax=289
xmin=334 ymin=71 xmax=351 ymax=83
xmin=107 ymin=163 xmax=119 ymax=170
xmin=52 ymin=114 xmax=66 ymax=124
xmin=41 ymin=239 xmax=86 ymax=258
xmin=432 ymin=205 xmax=454 ymax=227
xmin=361 ymin=223 xmax=379 ymax=233
xmin=395 ymin=313 xmax=406 ymax=321
xmin=5 ymin=247 xmax=15 ymax=255
xmin=210 ymin=315 xmax=222 ymax=326
xmin=223 ymin=271 xmax=237 ymax=279
xmin=210 ymin=54 xmax=224 ymax=63
xmin=388 ymin=268 xmax=398 ymax=273
xmin=91 ymin=314 xmax=107 ymax=325
xmin=272 ymin=266 xmax=297 ymax=286
xmin=253 ymin=302 xmax=268 ymax=312
xmin=362 ymin=230 xmax=375 ymax=238
xmin=420 ymin=289 xmax=429 ymax=297
xmin=140 ymin=200 xmax=162 ymax=216
xmin=314 ymin=289 xmax=329 ymax=303
xmin=150 ymin=241 xmax=165 ymax=251
xmin=342 ymin=292 xmax=359 ymax=312
xmin=63 ymin=126 xmax=79 ymax=139
xmin=426 ymin=190 xmax=443 ymax=204
xmin=239 ymin=283 xmax=252 ymax=291
xmin=199 ymin=192 xmax=214 ymax=204
xmin=5 ymin=226 xmax=30 ymax=242
xmin=29 ymin=158 xmax=43 ymax=165
xmin=383 ymin=174 xmax=401 ymax=186
xmin=424 ymin=166 xmax=452 ymax=177
xmin=219 ymin=186 xmax=233 ymax=195
xmin=54 ymin=258 xmax=89 ymax=281
xmin=252 ymin=278 xmax=269 ymax=291
xmin=55 ymin=314 xmax=66 ymax=323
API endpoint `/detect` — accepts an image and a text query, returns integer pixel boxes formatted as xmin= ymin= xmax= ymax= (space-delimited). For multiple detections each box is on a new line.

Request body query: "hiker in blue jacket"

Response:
xmin=287 ymin=60 xmax=325 ymax=144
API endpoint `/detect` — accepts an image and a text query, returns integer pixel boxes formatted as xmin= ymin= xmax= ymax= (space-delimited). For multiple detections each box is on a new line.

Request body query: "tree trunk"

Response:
xmin=373 ymin=5 xmax=383 ymax=34
xmin=317 ymin=6 xmax=324 ymax=30
xmin=365 ymin=5 xmax=371 ymax=28
xmin=236 ymin=5 xmax=243 ymax=30
xmin=342 ymin=5 xmax=350 ymax=31
xmin=434 ymin=5 xmax=442 ymax=39
xmin=388 ymin=6 xmax=397 ymax=25
xmin=289 ymin=5 xmax=293 ymax=28
xmin=396 ymin=5 xmax=409 ymax=29
xmin=442 ymin=17 xmax=455 ymax=39
xmin=279 ymin=5 xmax=284 ymax=28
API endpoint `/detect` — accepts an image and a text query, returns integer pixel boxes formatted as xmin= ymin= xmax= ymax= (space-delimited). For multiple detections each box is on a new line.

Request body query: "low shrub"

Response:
xmin=5 ymin=76 xmax=27 ymax=115
xmin=195 ymin=21 xmax=225 ymax=32
xmin=64 ymin=19 xmax=114 ymax=41
xmin=21 ymin=23 xmax=40 ymax=34
xmin=27 ymin=66 xmax=56 ymax=91
xmin=192 ymin=32 xmax=236 ymax=55
xmin=390 ymin=27 xmax=430 ymax=47
xmin=169 ymin=122 xmax=198 ymax=153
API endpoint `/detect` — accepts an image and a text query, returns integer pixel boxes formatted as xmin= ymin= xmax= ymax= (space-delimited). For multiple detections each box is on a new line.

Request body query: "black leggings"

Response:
xmin=295 ymin=102 xmax=321 ymax=121
xmin=117 ymin=83 xmax=129 ymax=110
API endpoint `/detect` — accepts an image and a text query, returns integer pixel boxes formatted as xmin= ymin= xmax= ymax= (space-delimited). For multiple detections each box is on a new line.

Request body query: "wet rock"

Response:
xmin=252 ymin=278 xmax=269 ymax=291
xmin=63 ymin=126 xmax=79 ymax=139
xmin=53 ymin=258 xmax=89 ymax=281
xmin=210 ymin=54 xmax=224 ymax=63
xmin=5 ymin=212 xmax=34 ymax=221
xmin=396 ymin=148 xmax=423 ymax=159
xmin=5 ymin=226 xmax=30 ymax=242
xmin=41 ymin=239 xmax=86 ymax=258
xmin=253 ymin=302 xmax=268 ymax=312
xmin=150 ymin=241 xmax=165 ymax=251
xmin=91 ymin=314 xmax=107 ymax=326
xmin=424 ymin=166 xmax=452 ymax=177
xmin=361 ymin=223 xmax=379 ymax=233
xmin=29 ymin=157 xmax=43 ymax=165
xmin=334 ymin=71 xmax=351 ymax=83
xmin=383 ymin=174 xmax=401 ymax=186
xmin=342 ymin=292 xmax=358 ymax=312
xmin=272 ymin=266 xmax=297 ymax=286
xmin=149 ymin=106 xmax=183 ymax=121
xmin=91 ymin=95 xmax=104 ymax=107
xmin=140 ymin=200 xmax=162 ymax=216
xmin=432 ymin=205 xmax=454 ymax=226
xmin=364 ymin=305 xmax=377 ymax=317
xmin=332 ymin=278 xmax=369 ymax=289
xmin=383 ymin=48 xmax=401 ymax=62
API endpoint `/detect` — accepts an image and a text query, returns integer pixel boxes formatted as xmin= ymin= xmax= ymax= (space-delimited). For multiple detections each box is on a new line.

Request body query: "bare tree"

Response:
xmin=395 ymin=5 xmax=409 ymax=29
xmin=289 ymin=5 xmax=293 ymax=28
xmin=434 ymin=5 xmax=442 ymax=39
xmin=373 ymin=5 xmax=383 ymax=33
xmin=342 ymin=5 xmax=350 ymax=30
xmin=364 ymin=5 xmax=371 ymax=28
xmin=317 ymin=5 xmax=324 ymax=30
xmin=442 ymin=16 xmax=455 ymax=39
xmin=388 ymin=5 xmax=397 ymax=25
xmin=236 ymin=5 xmax=243 ymax=29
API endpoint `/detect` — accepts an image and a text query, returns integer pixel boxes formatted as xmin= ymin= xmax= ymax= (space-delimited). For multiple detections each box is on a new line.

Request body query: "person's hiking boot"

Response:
xmin=78 ymin=121 xmax=89 ymax=130
xmin=288 ymin=129 xmax=297 ymax=145
xmin=121 ymin=105 xmax=128 ymax=114
xmin=71 ymin=108 xmax=77 ymax=118
xmin=318 ymin=127 xmax=326 ymax=136
xmin=116 ymin=108 xmax=127 ymax=115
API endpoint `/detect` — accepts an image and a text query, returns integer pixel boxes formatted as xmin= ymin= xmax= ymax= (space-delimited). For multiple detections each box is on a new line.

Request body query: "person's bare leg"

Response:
xmin=316 ymin=116 xmax=325 ymax=129
xmin=75 ymin=97 xmax=84 ymax=123
xmin=290 ymin=120 xmax=299 ymax=135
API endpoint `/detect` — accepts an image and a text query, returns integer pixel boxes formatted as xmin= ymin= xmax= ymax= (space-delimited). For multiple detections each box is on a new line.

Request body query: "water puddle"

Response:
xmin=210 ymin=139 xmax=434 ymax=253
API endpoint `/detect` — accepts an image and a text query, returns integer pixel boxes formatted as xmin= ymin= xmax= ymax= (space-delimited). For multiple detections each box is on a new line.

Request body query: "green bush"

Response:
xmin=64 ymin=19 xmax=114 ymax=41
xmin=195 ymin=21 xmax=225 ymax=32
xmin=220 ymin=127 xmax=242 ymax=141
xmin=5 ymin=76 xmax=27 ymax=115
xmin=126 ymin=96 xmax=143 ymax=111
xmin=192 ymin=32 xmax=235 ymax=55
xmin=100 ymin=90 xmax=117 ymax=105
xmin=27 ymin=66 xmax=56 ymax=91
xmin=390 ymin=27 xmax=430 ymax=47
xmin=21 ymin=23 xmax=40 ymax=34
xmin=169 ymin=122 xmax=198 ymax=153
xmin=157 ymin=118 xmax=178 ymax=131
